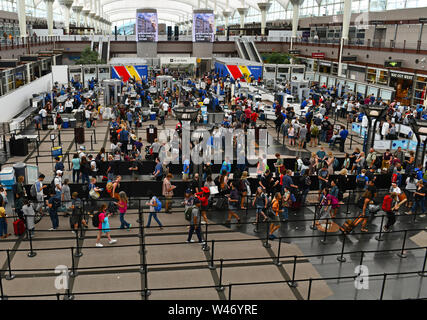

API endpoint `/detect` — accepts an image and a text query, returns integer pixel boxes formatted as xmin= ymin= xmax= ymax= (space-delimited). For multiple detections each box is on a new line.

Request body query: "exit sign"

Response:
xmin=385 ymin=60 xmax=402 ymax=68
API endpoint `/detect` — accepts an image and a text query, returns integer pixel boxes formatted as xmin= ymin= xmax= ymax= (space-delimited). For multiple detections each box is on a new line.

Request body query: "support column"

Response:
xmin=257 ymin=2 xmax=271 ymax=36
xmin=223 ymin=11 xmax=232 ymax=36
xmin=17 ymin=0 xmax=27 ymax=37
xmin=59 ymin=0 xmax=74 ymax=35
xmin=44 ymin=0 xmax=55 ymax=37
xmin=73 ymin=5 xmax=83 ymax=28
xmin=237 ymin=8 xmax=248 ymax=35
xmin=89 ymin=12 xmax=96 ymax=33
xmin=213 ymin=0 xmax=217 ymax=35
xmin=290 ymin=0 xmax=303 ymax=49
xmin=338 ymin=0 xmax=351 ymax=77
xmin=82 ymin=9 xmax=90 ymax=30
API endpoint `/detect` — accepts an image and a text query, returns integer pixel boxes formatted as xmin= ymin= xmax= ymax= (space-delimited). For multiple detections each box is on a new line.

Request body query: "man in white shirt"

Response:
xmin=361 ymin=114 xmax=368 ymax=128
xmin=381 ymin=120 xmax=390 ymax=140
xmin=54 ymin=170 xmax=63 ymax=198
xmin=39 ymin=108 xmax=47 ymax=118
xmin=65 ymin=98 xmax=73 ymax=112
xmin=162 ymin=101 xmax=169 ymax=118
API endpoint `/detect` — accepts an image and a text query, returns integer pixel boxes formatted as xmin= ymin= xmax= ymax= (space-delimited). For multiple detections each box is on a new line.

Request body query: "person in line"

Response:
xmin=116 ymin=191 xmax=131 ymax=230
xmin=268 ymin=192 xmax=282 ymax=240
xmin=61 ymin=179 xmax=71 ymax=214
xmin=95 ymin=204 xmax=117 ymax=247
xmin=22 ymin=200 xmax=35 ymax=238
xmin=225 ymin=182 xmax=241 ymax=226
xmin=186 ymin=198 xmax=204 ymax=244
xmin=162 ymin=173 xmax=176 ymax=214
xmin=195 ymin=187 xmax=210 ymax=224
xmin=0 ymin=207 xmax=10 ymax=239
xmin=252 ymin=187 xmax=268 ymax=225
xmin=409 ymin=180 xmax=426 ymax=217
xmin=47 ymin=190 xmax=60 ymax=231
xmin=35 ymin=174 xmax=47 ymax=216
xmin=145 ymin=190 xmax=163 ymax=230
xmin=70 ymin=192 xmax=88 ymax=233
xmin=71 ymin=153 xmax=81 ymax=183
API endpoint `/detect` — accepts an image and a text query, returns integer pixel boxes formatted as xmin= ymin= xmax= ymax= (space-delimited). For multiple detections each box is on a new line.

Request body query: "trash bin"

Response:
xmin=74 ymin=127 xmax=85 ymax=144
xmin=13 ymin=163 xmax=26 ymax=183
xmin=146 ymin=125 xmax=157 ymax=144
xmin=9 ymin=137 xmax=29 ymax=157
xmin=62 ymin=118 xmax=69 ymax=128
xmin=69 ymin=118 xmax=77 ymax=128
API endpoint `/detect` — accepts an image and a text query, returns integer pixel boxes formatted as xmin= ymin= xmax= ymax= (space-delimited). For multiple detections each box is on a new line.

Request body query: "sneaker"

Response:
xmin=95 ymin=243 xmax=103 ymax=247
xmin=199 ymin=241 xmax=206 ymax=245
xmin=420 ymin=214 xmax=426 ymax=218
xmin=109 ymin=239 xmax=117 ymax=244
xmin=201 ymin=221 xmax=206 ymax=224
xmin=127 ymin=224 xmax=132 ymax=231
xmin=269 ymin=234 xmax=277 ymax=240
xmin=71 ymin=231 xmax=76 ymax=234
xmin=48 ymin=228 xmax=55 ymax=231
xmin=186 ymin=239 xmax=195 ymax=243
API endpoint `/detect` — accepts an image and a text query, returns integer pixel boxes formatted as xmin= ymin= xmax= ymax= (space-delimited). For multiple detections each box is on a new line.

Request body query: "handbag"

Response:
xmin=89 ymin=189 xmax=100 ymax=199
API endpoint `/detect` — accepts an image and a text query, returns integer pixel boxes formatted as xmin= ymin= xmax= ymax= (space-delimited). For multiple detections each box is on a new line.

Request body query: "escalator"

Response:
xmin=247 ymin=41 xmax=262 ymax=63
xmin=235 ymin=38 xmax=250 ymax=60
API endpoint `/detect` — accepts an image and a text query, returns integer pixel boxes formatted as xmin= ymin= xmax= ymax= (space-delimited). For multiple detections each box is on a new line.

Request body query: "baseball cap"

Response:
xmin=56 ymin=170 xmax=63 ymax=174
xmin=185 ymin=188 xmax=192 ymax=194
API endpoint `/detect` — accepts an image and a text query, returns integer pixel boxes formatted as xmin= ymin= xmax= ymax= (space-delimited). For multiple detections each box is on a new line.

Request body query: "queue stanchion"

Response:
xmin=209 ymin=240 xmax=216 ymax=270
xmin=58 ymin=130 xmax=62 ymax=146
xmin=418 ymin=247 xmax=427 ymax=277
xmin=138 ymin=210 xmax=143 ymax=239
xmin=90 ymin=134 xmax=93 ymax=151
xmin=202 ymin=223 xmax=210 ymax=251
xmin=288 ymin=256 xmax=298 ymax=288
xmin=275 ymin=237 xmax=282 ymax=266
xmin=216 ymin=259 xmax=225 ymax=292
xmin=93 ymin=130 xmax=97 ymax=144
xmin=310 ymin=205 xmax=318 ymax=230
xmin=397 ymin=230 xmax=408 ymax=258
xmin=307 ymin=278 xmax=313 ymax=300
xmin=375 ymin=214 xmax=385 ymax=241
xmin=141 ymin=263 xmax=151 ymax=298
xmin=136 ymin=200 xmax=141 ymax=224
xmin=263 ymin=221 xmax=271 ymax=248
xmin=336 ymin=235 xmax=347 ymax=263
xmin=64 ymin=277 xmax=74 ymax=300
xmin=349 ymin=135 xmax=353 ymax=150
xmin=228 ymin=283 xmax=232 ymax=300
xmin=379 ymin=273 xmax=387 ymax=300
xmin=56 ymin=293 xmax=61 ymax=300
xmin=5 ymin=249 xmax=15 ymax=280
xmin=0 ymin=273 xmax=7 ymax=300
xmin=70 ymin=247 xmax=78 ymax=277
xmin=27 ymin=227 xmax=37 ymax=258
xmin=358 ymin=251 xmax=365 ymax=272
xmin=346 ymin=191 xmax=351 ymax=215
xmin=320 ymin=218 xmax=329 ymax=244
xmin=74 ymin=229 xmax=83 ymax=257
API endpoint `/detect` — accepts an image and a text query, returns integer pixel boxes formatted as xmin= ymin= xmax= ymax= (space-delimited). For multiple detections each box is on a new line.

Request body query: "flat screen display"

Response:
xmin=136 ymin=12 xmax=158 ymax=42
xmin=193 ymin=13 xmax=214 ymax=42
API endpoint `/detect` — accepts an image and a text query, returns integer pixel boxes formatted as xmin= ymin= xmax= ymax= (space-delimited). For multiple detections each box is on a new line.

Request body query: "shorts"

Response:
xmin=256 ymin=205 xmax=265 ymax=214
xmin=201 ymin=205 xmax=208 ymax=211
xmin=229 ymin=203 xmax=238 ymax=211
xmin=272 ymin=214 xmax=280 ymax=226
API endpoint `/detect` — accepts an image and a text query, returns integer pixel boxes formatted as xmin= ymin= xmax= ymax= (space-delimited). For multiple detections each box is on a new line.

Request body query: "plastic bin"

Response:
xmin=0 ymin=167 xmax=15 ymax=190
xmin=62 ymin=118 xmax=69 ymax=128
xmin=150 ymin=112 xmax=156 ymax=121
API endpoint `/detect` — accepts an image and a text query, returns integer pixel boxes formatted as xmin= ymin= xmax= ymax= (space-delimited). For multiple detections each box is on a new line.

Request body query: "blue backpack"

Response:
xmin=153 ymin=197 xmax=162 ymax=212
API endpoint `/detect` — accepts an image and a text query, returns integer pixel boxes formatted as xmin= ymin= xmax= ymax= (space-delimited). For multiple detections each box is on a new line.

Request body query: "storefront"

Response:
xmin=413 ymin=74 xmax=427 ymax=106
xmin=366 ymin=67 xmax=389 ymax=85
xmin=318 ymin=61 xmax=332 ymax=74
xmin=389 ymin=71 xmax=414 ymax=105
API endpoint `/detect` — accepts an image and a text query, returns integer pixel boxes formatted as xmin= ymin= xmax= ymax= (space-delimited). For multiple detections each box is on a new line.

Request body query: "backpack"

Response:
xmin=92 ymin=212 xmax=100 ymax=227
xmin=302 ymin=158 xmax=310 ymax=166
xmin=290 ymin=193 xmax=296 ymax=203
xmin=423 ymin=171 xmax=427 ymax=182
xmin=333 ymin=158 xmax=339 ymax=170
xmin=392 ymin=173 xmax=401 ymax=186
xmin=356 ymin=175 xmax=366 ymax=188
xmin=153 ymin=196 xmax=162 ymax=212
xmin=30 ymin=182 xmax=37 ymax=198
xmin=311 ymin=125 xmax=319 ymax=136
xmin=304 ymin=175 xmax=312 ymax=186
xmin=49 ymin=178 xmax=56 ymax=195
xmin=374 ymin=156 xmax=381 ymax=169
xmin=382 ymin=195 xmax=393 ymax=212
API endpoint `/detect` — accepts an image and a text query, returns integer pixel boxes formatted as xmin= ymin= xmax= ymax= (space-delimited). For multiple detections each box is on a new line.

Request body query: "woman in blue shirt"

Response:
xmin=71 ymin=153 xmax=81 ymax=183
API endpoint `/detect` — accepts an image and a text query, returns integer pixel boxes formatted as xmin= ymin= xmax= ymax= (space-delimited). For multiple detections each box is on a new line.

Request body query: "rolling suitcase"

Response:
xmin=339 ymin=215 xmax=365 ymax=234
xmin=215 ymin=197 xmax=228 ymax=210
xmin=13 ymin=219 xmax=26 ymax=236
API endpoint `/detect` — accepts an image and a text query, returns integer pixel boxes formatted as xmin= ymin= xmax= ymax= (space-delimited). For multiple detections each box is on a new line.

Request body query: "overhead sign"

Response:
xmin=341 ymin=55 xmax=357 ymax=62
xmin=160 ymin=57 xmax=197 ymax=65
xmin=136 ymin=11 xmax=158 ymax=42
xmin=385 ymin=60 xmax=402 ymax=68
xmin=193 ymin=12 xmax=214 ymax=42
xmin=312 ymin=52 xmax=325 ymax=59
xmin=390 ymin=71 xmax=413 ymax=81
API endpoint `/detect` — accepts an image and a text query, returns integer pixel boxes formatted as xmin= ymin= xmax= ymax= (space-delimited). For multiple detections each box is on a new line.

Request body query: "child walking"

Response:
xmin=116 ymin=191 xmax=131 ymax=230
xmin=95 ymin=204 xmax=117 ymax=247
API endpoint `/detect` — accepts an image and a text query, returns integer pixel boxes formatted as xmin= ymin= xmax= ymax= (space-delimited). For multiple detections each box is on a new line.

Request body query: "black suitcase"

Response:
xmin=215 ymin=197 xmax=228 ymax=210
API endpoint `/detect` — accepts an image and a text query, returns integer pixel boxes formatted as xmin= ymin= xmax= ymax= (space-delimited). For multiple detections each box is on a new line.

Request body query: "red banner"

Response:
xmin=312 ymin=52 xmax=325 ymax=59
